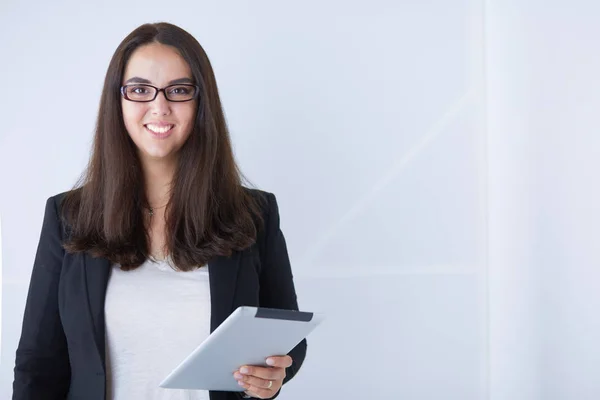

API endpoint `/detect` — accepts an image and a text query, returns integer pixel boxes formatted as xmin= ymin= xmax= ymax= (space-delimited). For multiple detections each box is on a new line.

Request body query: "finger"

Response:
xmin=265 ymin=355 xmax=293 ymax=369
xmin=238 ymin=365 xmax=284 ymax=381
xmin=238 ymin=373 xmax=279 ymax=390
xmin=242 ymin=385 xmax=266 ymax=399
xmin=243 ymin=384 xmax=274 ymax=399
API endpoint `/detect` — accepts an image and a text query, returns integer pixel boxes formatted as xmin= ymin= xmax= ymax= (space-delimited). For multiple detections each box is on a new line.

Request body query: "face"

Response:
xmin=121 ymin=42 xmax=197 ymax=164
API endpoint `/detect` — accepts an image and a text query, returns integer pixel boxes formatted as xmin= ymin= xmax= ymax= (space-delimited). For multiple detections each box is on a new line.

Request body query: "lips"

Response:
xmin=145 ymin=123 xmax=174 ymax=134
xmin=144 ymin=123 xmax=174 ymax=139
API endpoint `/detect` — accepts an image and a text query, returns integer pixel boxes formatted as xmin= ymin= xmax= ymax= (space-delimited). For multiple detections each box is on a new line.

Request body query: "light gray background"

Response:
xmin=0 ymin=1 xmax=598 ymax=399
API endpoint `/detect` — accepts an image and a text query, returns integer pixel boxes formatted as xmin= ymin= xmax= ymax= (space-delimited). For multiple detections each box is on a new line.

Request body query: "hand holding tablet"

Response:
xmin=233 ymin=354 xmax=293 ymax=398
xmin=159 ymin=306 xmax=324 ymax=393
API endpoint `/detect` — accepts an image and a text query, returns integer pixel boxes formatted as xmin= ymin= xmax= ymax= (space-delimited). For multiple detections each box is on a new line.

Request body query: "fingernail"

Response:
xmin=266 ymin=358 xmax=275 ymax=366
xmin=234 ymin=372 xmax=243 ymax=379
xmin=238 ymin=380 xmax=246 ymax=386
xmin=240 ymin=367 xmax=249 ymax=374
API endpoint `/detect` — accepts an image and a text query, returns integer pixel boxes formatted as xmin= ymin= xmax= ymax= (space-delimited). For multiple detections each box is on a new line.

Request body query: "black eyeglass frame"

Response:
xmin=120 ymin=83 xmax=201 ymax=102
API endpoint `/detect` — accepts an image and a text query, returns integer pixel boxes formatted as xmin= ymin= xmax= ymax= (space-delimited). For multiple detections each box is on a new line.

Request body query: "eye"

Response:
xmin=168 ymin=86 xmax=191 ymax=95
xmin=130 ymin=86 xmax=150 ymax=94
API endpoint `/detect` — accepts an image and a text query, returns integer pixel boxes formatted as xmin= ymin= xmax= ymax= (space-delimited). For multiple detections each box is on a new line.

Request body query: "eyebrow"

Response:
xmin=123 ymin=76 xmax=195 ymax=85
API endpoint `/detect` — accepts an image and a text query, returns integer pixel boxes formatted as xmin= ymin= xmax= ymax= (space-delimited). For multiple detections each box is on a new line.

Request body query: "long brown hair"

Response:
xmin=61 ymin=22 xmax=263 ymax=271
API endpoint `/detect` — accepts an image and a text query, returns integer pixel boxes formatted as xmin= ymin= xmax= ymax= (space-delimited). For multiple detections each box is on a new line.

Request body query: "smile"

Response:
xmin=145 ymin=124 xmax=174 ymax=139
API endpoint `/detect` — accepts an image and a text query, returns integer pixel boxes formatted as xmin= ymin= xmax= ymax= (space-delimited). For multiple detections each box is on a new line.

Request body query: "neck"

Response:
xmin=140 ymin=155 xmax=176 ymax=208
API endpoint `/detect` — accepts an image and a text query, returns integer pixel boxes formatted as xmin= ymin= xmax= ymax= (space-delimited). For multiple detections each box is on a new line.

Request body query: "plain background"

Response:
xmin=0 ymin=1 xmax=598 ymax=399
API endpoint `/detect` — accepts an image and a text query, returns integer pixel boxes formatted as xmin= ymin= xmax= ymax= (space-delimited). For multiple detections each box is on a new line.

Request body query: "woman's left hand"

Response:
xmin=233 ymin=355 xmax=292 ymax=399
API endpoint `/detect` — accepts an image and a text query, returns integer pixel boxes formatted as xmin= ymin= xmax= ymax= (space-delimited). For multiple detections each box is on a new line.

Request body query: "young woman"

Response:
xmin=13 ymin=22 xmax=306 ymax=400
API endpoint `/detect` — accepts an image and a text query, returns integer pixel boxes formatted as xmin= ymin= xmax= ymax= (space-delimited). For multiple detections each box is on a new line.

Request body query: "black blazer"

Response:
xmin=13 ymin=189 xmax=306 ymax=400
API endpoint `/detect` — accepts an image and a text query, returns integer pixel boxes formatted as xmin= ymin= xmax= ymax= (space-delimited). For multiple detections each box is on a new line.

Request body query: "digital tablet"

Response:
xmin=159 ymin=306 xmax=324 ymax=391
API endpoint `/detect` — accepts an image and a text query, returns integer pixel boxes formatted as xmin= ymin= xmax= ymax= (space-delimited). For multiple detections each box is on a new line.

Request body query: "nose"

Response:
xmin=150 ymin=90 xmax=171 ymax=115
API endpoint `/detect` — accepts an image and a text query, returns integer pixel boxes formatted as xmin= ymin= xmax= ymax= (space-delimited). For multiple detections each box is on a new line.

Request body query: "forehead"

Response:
xmin=123 ymin=43 xmax=192 ymax=84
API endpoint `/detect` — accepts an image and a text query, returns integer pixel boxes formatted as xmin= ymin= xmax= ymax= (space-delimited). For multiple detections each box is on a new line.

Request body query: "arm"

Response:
xmin=258 ymin=192 xmax=307 ymax=395
xmin=13 ymin=197 xmax=71 ymax=399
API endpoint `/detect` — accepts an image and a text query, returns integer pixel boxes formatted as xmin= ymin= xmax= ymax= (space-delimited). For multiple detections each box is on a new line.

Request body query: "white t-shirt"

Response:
xmin=104 ymin=256 xmax=211 ymax=400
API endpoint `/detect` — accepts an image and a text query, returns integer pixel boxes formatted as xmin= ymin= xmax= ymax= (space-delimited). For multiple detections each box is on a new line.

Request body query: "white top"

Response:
xmin=104 ymin=256 xmax=211 ymax=400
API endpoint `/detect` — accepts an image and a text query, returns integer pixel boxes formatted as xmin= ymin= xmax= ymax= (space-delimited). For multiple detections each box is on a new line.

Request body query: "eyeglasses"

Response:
xmin=120 ymin=83 xmax=200 ymax=102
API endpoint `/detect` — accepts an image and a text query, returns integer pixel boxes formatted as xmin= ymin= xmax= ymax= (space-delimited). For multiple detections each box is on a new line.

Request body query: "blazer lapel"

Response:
xmin=208 ymin=252 xmax=242 ymax=332
xmin=82 ymin=253 xmax=111 ymax=369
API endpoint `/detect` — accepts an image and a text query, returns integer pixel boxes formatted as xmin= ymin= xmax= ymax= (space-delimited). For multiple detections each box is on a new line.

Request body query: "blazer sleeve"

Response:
xmin=256 ymin=192 xmax=307 ymax=398
xmin=13 ymin=196 xmax=71 ymax=399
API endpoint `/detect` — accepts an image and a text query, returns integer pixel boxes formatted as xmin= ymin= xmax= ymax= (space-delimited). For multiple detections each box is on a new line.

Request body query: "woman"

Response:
xmin=13 ymin=22 xmax=306 ymax=400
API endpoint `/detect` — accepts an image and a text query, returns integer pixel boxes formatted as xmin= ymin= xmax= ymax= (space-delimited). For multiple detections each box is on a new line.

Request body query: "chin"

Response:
xmin=136 ymin=146 xmax=173 ymax=160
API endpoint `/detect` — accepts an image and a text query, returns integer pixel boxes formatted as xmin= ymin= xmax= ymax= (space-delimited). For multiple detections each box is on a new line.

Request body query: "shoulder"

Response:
xmin=243 ymin=187 xmax=271 ymax=202
xmin=46 ymin=188 xmax=82 ymax=238
xmin=50 ymin=191 xmax=71 ymax=205
xmin=49 ymin=188 xmax=81 ymax=209
xmin=241 ymin=187 xmax=284 ymax=252
xmin=242 ymin=187 xmax=279 ymax=220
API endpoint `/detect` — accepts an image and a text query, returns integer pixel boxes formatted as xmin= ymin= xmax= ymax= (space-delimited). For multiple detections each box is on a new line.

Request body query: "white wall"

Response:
xmin=6 ymin=0 xmax=599 ymax=399
xmin=487 ymin=2 xmax=600 ymax=399
xmin=486 ymin=3 xmax=541 ymax=399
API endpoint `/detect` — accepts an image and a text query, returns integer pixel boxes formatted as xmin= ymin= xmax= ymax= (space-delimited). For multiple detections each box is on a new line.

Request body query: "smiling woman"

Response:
xmin=13 ymin=22 xmax=306 ymax=400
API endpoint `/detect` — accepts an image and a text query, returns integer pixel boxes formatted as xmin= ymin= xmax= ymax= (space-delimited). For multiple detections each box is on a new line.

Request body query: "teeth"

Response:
xmin=146 ymin=124 xmax=173 ymax=134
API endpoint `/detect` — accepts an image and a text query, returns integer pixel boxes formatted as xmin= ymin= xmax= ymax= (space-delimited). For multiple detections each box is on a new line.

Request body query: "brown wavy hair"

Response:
xmin=61 ymin=22 xmax=264 ymax=271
